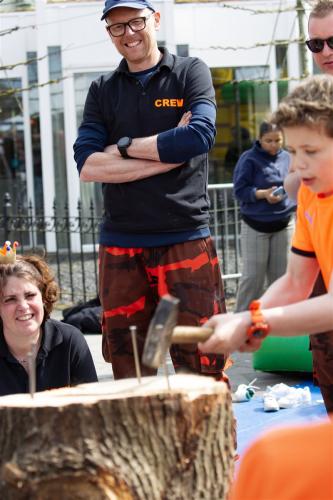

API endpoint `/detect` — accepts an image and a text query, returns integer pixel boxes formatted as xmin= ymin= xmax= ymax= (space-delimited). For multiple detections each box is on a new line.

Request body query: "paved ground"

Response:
xmin=227 ymin=351 xmax=313 ymax=394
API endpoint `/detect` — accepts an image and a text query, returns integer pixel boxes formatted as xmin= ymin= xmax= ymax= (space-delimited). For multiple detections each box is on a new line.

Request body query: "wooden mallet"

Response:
xmin=142 ymin=294 xmax=213 ymax=369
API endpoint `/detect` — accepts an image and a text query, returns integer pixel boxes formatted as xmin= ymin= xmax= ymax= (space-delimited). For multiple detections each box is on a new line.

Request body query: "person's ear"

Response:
xmin=153 ymin=11 xmax=161 ymax=31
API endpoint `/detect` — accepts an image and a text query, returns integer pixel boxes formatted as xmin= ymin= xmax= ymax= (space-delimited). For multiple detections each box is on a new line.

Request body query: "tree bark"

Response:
xmin=0 ymin=374 xmax=235 ymax=500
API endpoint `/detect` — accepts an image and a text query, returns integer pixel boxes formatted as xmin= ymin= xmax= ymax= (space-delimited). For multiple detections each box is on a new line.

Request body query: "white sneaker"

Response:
xmin=233 ymin=378 xmax=259 ymax=403
xmin=233 ymin=384 xmax=255 ymax=402
xmin=263 ymin=394 xmax=280 ymax=412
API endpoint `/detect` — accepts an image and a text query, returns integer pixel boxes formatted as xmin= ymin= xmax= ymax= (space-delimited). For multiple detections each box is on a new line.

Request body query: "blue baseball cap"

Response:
xmin=101 ymin=0 xmax=155 ymax=20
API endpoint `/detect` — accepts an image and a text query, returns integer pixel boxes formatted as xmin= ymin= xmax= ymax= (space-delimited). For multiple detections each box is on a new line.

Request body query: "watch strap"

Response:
xmin=119 ymin=148 xmax=131 ymax=159
xmin=246 ymin=300 xmax=270 ymax=339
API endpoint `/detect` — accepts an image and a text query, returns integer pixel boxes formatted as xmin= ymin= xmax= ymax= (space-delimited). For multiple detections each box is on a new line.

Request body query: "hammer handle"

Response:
xmin=172 ymin=326 xmax=213 ymax=344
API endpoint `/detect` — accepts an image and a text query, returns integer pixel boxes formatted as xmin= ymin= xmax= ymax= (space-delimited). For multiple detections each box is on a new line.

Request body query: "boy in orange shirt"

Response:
xmin=284 ymin=0 xmax=333 ymax=414
xmin=199 ymin=76 xmax=333 ymax=405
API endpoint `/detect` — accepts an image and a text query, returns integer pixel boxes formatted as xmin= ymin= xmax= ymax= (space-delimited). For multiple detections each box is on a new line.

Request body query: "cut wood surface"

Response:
xmin=0 ymin=374 xmax=235 ymax=500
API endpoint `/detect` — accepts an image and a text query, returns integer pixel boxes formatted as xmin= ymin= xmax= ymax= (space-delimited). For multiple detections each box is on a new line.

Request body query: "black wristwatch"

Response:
xmin=117 ymin=136 xmax=132 ymax=159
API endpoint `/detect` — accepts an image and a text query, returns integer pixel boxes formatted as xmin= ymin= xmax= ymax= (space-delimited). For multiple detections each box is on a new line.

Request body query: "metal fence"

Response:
xmin=0 ymin=185 xmax=241 ymax=304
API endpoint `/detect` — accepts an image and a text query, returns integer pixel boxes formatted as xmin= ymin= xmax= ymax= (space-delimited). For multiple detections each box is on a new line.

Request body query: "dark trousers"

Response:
xmin=99 ymin=238 xmax=227 ymax=380
xmin=310 ymin=272 xmax=333 ymax=414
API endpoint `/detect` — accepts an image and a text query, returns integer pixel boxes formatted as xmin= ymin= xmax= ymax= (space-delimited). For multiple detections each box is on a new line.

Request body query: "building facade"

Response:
xmin=0 ymin=0 xmax=312 ymax=250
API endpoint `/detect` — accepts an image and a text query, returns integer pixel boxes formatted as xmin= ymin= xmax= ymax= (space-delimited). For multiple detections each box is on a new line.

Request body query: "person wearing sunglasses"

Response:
xmin=286 ymin=0 xmax=333 ymax=201
xmin=306 ymin=0 xmax=333 ymax=74
xmin=286 ymin=0 xmax=333 ymax=203
xmin=283 ymin=0 xmax=333 ymax=414
xmin=73 ymin=0 xmax=228 ymax=383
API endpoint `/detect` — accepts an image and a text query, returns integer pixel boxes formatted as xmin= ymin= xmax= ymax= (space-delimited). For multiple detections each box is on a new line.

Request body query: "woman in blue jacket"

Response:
xmin=233 ymin=121 xmax=296 ymax=312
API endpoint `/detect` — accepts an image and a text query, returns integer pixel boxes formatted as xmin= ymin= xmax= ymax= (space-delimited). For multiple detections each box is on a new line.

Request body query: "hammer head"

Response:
xmin=142 ymin=294 xmax=180 ymax=369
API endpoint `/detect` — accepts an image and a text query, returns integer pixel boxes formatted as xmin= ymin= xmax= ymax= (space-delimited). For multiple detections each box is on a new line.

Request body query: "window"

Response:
xmin=275 ymin=43 xmax=289 ymax=101
xmin=48 ymin=46 xmax=68 ymax=220
xmin=0 ymin=78 xmax=26 ymax=212
xmin=27 ymin=51 xmax=44 ymax=216
xmin=210 ymin=66 xmax=271 ymax=183
xmin=177 ymin=44 xmax=189 ymax=57
xmin=74 ymin=72 xmax=105 ymax=245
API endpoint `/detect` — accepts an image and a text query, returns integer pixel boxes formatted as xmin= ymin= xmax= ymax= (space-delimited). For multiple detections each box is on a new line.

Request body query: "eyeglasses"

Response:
xmin=106 ymin=12 xmax=154 ymax=37
xmin=306 ymin=37 xmax=333 ymax=53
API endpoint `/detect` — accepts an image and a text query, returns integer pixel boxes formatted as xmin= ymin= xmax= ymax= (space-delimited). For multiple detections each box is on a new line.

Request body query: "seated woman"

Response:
xmin=0 ymin=247 xmax=98 ymax=396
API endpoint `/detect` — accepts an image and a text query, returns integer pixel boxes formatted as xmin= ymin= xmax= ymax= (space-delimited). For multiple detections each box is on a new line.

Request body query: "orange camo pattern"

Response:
xmin=105 ymin=247 xmax=143 ymax=256
xmin=99 ymin=238 xmax=227 ymax=380
xmin=145 ymin=252 xmax=211 ymax=297
xmin=104 ymin=296 xmax=146 ymax=319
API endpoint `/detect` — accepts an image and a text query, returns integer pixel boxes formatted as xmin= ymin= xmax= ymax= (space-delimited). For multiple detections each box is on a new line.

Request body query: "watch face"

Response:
xmin=247 ymin=323 xmax=269 ymax=340
xmin=252 ymin=329 xmax=267 ymax=338
xmin=118 ymin=136 xmax=131 ymax=148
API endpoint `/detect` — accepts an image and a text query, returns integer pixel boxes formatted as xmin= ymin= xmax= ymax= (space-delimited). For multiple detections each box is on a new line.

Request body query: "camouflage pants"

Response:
xmin=310 ymin=272 xmax=333 ymax=414
xmin=99 ymin=238 xmax=227 ymax=380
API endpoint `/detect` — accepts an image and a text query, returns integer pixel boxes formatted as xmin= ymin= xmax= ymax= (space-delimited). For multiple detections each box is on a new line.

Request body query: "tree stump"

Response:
xmin=0 ymin=374 xmax=235 ymax=500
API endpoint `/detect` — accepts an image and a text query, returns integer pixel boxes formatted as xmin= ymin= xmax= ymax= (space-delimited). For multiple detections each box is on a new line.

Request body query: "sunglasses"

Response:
xmin=306 ymin=36 xmax=333 ymax=53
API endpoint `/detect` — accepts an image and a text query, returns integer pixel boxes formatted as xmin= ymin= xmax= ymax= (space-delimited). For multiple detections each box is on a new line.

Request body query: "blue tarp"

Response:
xmin=233 ymin=382 xmax=328 ymax=457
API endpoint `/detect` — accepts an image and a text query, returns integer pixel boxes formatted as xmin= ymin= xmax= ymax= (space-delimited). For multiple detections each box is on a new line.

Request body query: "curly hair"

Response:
xmin=0 ymin=255 xmax=59 ymax=319
xmin=271 ymin=75 xmax=333 ymax=136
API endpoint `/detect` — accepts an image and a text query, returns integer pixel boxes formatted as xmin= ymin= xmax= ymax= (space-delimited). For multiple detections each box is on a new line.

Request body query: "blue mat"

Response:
xmin=233 ymin=382 xmax=328 ymax=457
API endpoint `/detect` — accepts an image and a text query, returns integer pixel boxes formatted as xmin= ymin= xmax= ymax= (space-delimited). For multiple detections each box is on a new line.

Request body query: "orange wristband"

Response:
xmin=246 ymin=300 xmax=270 ymax=339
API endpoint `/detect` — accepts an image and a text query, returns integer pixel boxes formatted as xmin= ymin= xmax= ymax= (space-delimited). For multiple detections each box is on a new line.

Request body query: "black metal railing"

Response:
xmin=0 ymin=193 xmax=101 ymax=304
xmin=0 ymin=189 xmax=241 ymax=305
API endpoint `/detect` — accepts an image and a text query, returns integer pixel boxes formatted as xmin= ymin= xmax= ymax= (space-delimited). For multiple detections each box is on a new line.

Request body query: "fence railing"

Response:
xmin=0 ymin=185 xmax=241 ymax=304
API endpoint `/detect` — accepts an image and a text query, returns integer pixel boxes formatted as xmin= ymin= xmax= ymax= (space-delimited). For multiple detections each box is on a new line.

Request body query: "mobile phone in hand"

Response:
xmin=272 ymin=186 xmax=286 ymax=197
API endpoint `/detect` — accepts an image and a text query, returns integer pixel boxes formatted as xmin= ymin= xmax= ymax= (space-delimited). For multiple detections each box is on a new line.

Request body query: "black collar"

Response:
xmin=117 ymin=47 xmax=174 ymax=74
xmin=0 ymin=319 xmax=64 ymax=362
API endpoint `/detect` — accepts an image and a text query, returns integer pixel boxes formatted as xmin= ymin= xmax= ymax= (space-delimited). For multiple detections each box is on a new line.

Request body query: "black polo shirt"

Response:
xmin=74 ymin=48 xmax=215 ymax=236
xmin=0 ymin=319 xmax=98 ymax=396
